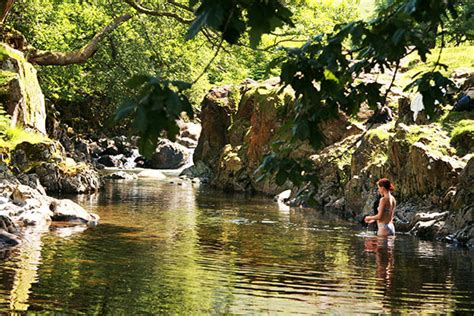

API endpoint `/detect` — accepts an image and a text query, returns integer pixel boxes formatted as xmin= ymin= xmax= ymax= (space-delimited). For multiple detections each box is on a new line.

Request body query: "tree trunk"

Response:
xmin=0 ymin=0 xmax=14 ymax=24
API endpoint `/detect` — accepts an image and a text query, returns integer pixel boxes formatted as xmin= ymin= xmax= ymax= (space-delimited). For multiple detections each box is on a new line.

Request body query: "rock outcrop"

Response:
xmin=0 ymin=43 xmax=46 ymax=134
xmin=10 ymin=140 xmax=101 ymax=193
xmin=0 ymin=169 xmax=99 ymax=249
xmin=185 ymin=79 xmax=361 ymax=194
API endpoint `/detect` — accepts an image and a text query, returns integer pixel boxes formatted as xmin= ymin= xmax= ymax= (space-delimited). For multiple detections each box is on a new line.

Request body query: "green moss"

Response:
xmin=1 ymin=127 xmax=48 ymax=150
xmin=371 ymin=151 xmax=388 ymax=166
xmin=450 ymin=119 xmax=474 ymax=155
xmin=58 ymin=160 xmax=88 ymax=176
xmin=228 ymin=85 xmax=241 ymax=109
xmin=451 ymin=120 xmax=474 ymax=137
xmin=440 ymin=109 xmax=474 ymax=132
xmin=366 ymin=127 xmax=393 ymax=142
xmin=0 ymin=70 xmax=18 ymax=86
xmin=403 ymin=124 xmax=453 ymax=157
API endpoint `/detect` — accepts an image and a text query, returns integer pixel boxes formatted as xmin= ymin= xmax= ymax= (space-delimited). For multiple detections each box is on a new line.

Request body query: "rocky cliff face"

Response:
xmin=188 ymin=77 xmax=474 ymax=246
xmin=0 ymin=43 xmax=46 ymax=134
xmin=189 ymin=79 xmax=360 ymax=194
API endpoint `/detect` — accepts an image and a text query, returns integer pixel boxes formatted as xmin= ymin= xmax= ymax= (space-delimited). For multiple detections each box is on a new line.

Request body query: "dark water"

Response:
xmin=0 ymin=178 xmax=473 ymax=314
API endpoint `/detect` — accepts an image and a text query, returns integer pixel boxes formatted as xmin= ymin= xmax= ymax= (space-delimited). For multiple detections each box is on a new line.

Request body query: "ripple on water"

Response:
xmin=0 ymin=179 xmax=473 ymax=314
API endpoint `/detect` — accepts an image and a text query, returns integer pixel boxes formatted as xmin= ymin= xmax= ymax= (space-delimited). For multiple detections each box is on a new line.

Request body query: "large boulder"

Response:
xmin=147 ymin=139 xmax=190 ymax=169
xmin=10 ymin=140 xmax=101 ymax=194
xmin=193 ymin=80 xmax=365 ymax=195
xmin=0 ymin=43 xmax=46 ymax=134
xmin=35 ymin=161 xmax=101 ymax=193
xmin=10 ymin=141 xmax=64 ymax=173
xmin=50 ymin=199 xmax=99 ymax=225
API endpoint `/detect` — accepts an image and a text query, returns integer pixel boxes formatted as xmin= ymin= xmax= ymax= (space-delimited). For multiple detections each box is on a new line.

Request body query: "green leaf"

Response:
xmin=114 ymin=100 xmax=136 ymax=122
xmin=171 ymin=80 xmax=192 ymax=91
xmin=186 ymin=11 xmax=209 ymax=40
xmin=166 ymin=92 xmax=182 ymax=117
xmin=138 ymin=135 xmax=157 ymax=159
xmin=135 ymin=106 xmax=148 ymax=133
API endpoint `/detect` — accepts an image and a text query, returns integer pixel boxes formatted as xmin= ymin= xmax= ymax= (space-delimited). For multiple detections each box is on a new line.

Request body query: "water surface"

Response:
xmin=0 ymin=178 xmax=473 ymax=314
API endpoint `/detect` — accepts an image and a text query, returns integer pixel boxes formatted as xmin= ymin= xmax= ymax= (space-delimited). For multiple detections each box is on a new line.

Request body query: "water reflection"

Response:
xmin=364 ymin=236 xmax=395 ymax=293
xmin=0 ymin=226 xmax=45 ymax=312
xmin=0 ymin=179 xmax=473 ymax=314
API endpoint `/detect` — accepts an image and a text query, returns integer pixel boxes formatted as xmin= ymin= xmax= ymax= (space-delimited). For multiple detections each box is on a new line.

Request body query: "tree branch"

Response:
xmin=27 ymin=13 xmax=133 ymax=66
xmin=0 ymin=0 xmax=15 ymax=25
xmin=124 ymin=0 xmax=192 ymax=24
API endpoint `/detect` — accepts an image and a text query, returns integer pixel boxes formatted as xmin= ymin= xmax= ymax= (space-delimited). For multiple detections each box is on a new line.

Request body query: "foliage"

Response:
xmin=186 ymin=0 xmax=294 ymax=47
xmin=8 ymin=0 xmax=360 ymax=137
xmin=443 ymin=0 xmax=474 ymax=44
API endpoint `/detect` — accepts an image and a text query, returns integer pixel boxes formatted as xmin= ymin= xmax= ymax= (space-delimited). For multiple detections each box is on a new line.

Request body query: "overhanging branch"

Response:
xmin=27 ymin=13 xmax=133 ymax=66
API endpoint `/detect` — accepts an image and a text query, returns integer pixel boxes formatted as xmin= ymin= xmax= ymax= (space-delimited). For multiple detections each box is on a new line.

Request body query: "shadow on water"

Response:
xmin=0 ymin=178 xmax=473 ymax=314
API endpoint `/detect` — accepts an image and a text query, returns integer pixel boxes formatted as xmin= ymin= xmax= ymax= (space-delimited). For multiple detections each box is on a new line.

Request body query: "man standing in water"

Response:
xmin=364 ymin=178 xmax=396 ymax=236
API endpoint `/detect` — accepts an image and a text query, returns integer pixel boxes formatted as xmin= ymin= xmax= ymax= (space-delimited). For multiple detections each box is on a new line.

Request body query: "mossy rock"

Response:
xmin=450 ymin=119 xmax=474 ymax=156
xmin=10 ymin=141 xmax=64 ymax=173
xmin=0 ymin=43 xmax=46 ymax=134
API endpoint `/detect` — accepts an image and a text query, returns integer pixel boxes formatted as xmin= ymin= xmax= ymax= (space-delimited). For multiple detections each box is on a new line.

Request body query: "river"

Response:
xmin=0 ymin=178 xmax=473 ymax=314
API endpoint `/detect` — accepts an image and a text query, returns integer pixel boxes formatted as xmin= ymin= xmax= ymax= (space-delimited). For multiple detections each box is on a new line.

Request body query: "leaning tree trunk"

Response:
xmin=0 ymin=0 xmax=15 ymax=25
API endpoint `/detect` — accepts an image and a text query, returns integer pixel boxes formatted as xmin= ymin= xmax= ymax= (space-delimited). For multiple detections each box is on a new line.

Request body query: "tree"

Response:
xmin=2 ymin=0 xmax=471 ymax=200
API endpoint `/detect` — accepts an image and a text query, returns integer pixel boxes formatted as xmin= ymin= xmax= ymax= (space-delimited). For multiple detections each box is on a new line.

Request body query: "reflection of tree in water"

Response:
xmin=1 ymin=180 xmax=473 ymax=313
xmin=0 ymin=227 xmax=45 ymax=313
xmin=22 ymin=180 xmax=233 ymax=314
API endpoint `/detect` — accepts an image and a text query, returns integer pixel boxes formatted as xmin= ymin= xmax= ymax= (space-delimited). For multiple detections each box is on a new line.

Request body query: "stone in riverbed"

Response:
xmin=136 ymin=170 xmax=166 ymax=179
xmin=146 ymin=139 xmax=190 ymax=169
xmin=50 ymin=199 xmax=100 ymax=225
